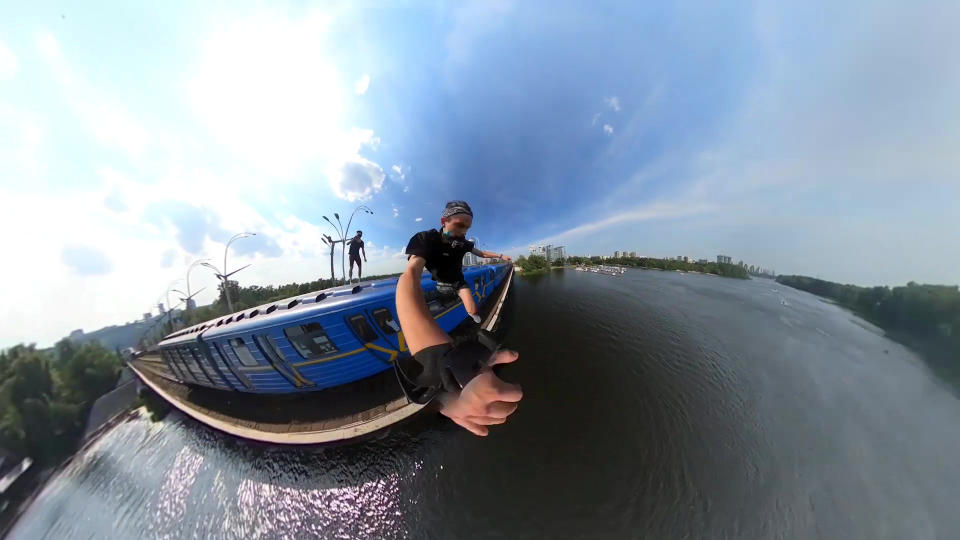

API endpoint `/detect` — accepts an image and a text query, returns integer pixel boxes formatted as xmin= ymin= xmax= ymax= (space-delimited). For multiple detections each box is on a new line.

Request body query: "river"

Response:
xmin=9 ymin=269 xmax=960 ymax=539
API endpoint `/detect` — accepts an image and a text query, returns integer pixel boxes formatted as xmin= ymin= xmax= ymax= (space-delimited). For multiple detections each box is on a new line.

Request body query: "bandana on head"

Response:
xmin=441 ymin=200 xmax=473 ymax=219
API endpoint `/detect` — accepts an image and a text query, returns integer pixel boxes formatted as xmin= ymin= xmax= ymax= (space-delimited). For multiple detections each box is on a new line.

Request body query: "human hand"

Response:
xmin=437 ymin=349 xmax=522 ymax=436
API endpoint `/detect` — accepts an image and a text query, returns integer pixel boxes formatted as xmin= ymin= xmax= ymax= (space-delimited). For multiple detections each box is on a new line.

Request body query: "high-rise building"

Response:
xmin=629 ymin=251 xmax=637 ymax=257
xmin=529 ymin=244 xmax=566 ymax=264
xmin=463 ymin=237 xmax=480 ymax=266
xmin=614 ymin=251 xmax=621 ymax=258
xmin=717 ymin=255 xmax=732 ymax=264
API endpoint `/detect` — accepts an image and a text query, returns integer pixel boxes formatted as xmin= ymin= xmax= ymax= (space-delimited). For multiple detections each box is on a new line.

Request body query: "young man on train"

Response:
xmin=347 ymin=230 xmax=366 ymax=282
xmin=395 ymin=200 xmax=521 ymax=436
xmin=403 ymin=201 xmax=512 ymax=323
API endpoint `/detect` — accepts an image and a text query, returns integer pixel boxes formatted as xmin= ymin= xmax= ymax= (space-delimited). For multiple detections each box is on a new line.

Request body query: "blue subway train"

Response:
xmin=156 ymin=264 xmax=511 ymax=394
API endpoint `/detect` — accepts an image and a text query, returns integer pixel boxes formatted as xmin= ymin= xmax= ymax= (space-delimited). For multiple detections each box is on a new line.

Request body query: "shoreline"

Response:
xmin=0 ymin=407 xmax=141 ymax=539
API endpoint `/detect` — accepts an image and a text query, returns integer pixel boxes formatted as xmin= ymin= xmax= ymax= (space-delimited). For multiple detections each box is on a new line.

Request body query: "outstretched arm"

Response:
xmin=396 ymin=256 xmax=451 ymax=354
xmin=395 ymin=255 xmax=523 ymax=436
xmin=471 ymin=248 xmax=512 ymax=261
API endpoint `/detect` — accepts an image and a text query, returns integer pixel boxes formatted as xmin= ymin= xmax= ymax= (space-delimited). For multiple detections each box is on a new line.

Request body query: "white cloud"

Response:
xmin=603 ymin=124 xmax=614 ymax=135
xmin=35 ymin=31 xmax=149 ymax=157
xmin=0 ymin=104 xmax=46 ymax=176
xmin=0 ymin=40 xmax=18 ymax=80
xmin=414 ymin=217 xmax=423 ymax=222
xmin=186 ymin=11 xmax=352 ymax=176
xmin=392 ymin=207 xmax=399 ymax=218
xmin=604 ymin=96 xmax=621 ymax=112
xmin=402 ymin=185 xmax=410 ymax=193
xmin=354 ymin=74 xmax=370 ymax=95
xmin=591 ymin=112 xmax=601 ymax=126
xmin=391 ymin=164 xmax=406 ymax=180
xmin=535 ymin=201 xmax=714 ymax=244
xmin=0 ymin=163 xmax=415 ymax=347
xmin=328 ymin=156 xmax=386 ymax=202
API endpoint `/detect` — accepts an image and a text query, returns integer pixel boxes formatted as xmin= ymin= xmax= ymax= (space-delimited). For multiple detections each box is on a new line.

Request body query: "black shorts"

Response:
xmin=436 ymin=280 xmax=468 ymax=296
xmin=349 ymin=253 xmax=362 ymax=266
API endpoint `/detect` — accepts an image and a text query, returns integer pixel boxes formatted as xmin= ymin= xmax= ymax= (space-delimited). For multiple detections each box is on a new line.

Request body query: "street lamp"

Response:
xmin=195 ymin=232 xmax=257 ymax=313
xmin=200 ymin=261 xmax=251 ymax=313
xmin=320 ymin=234 xmax=338 ymax=283
xmin=322 ymin=214 xmax=346 ymax=282
xmin=224 ymin=232 xmax=256 ymax=282
xmin=165 ymin=279 xmax=183 ymax=314
xmin=185 ymin=258 xmax=210 ymax=310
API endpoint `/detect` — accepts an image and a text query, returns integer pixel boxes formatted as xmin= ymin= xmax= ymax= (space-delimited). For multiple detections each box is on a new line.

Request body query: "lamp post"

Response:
xmin=200 ymin=261 xmax=251 ymax=313
xmin=320 ymin=234 xmax=338 ymax=282
xmin=322 ymin=214 xmax=345 ymax=283
xmin=200 ymin=232 xmax=256 ymax=313
xmin=224 ymin=233 xmax=255 ymax=284
xmin=165 ymin=279 xmax=183 ymax=315
xmin=185 ymin=258 xmax=209 ymax=310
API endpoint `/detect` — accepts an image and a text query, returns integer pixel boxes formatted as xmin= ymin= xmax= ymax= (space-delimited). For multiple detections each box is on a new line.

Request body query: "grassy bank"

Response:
xmin=776 ymin=275 xmax=960 ymax=391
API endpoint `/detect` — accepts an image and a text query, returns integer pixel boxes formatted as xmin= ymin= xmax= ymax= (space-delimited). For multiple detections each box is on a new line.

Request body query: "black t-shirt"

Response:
xmin=348 ymin=238 xmax=364 ymax=257
xmin=405 ymin=229 xmax=475 ymax=283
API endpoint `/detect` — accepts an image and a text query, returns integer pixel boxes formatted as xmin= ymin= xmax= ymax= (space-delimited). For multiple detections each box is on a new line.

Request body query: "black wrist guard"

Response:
xmin=394 ymin=330 xmax=500 ymax=404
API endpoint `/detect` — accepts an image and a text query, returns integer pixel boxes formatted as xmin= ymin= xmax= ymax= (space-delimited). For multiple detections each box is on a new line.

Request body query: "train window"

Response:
xmin=371 ymin=308 xmax=400 ymax=335
xmin=253 ymin=334 xmax=309 ymax=387
xmin=228 ymin=338 xmax=260 ymax=367
xmin=284 ymin=323 xmax=339 ymax=359
xmin=187 ymin=345 xmax=216 ymax=380
xmin=348 ymin=314 xmax=378 ymax=343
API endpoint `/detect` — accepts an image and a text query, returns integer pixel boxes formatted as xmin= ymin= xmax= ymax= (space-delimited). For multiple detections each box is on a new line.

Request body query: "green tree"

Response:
xmin=53 ymin=340 xmax=122 ymax=407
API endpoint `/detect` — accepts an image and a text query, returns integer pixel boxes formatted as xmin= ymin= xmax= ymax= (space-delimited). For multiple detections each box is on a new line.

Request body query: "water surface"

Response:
xmin=11 ymin=269 xmax=960 ymax=539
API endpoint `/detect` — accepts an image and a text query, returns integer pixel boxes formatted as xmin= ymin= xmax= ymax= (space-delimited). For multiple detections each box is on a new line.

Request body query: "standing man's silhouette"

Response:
xmin=348 ymin=231 xmax=367 ymax=282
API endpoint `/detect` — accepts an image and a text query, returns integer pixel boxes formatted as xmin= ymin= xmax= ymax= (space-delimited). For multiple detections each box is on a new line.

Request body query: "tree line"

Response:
xmin=776 ymin=275 xmax=960 ymax=384
xmin=559 ymin=255 xmax=749 ymax=279
xmin=0 ymin=340 xmax=122 ymax=465
xmin=515 ymin=255 xmax=555 ymax=274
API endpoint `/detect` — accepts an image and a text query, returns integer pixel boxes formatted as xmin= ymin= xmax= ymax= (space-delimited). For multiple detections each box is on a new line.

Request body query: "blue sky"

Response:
xmin=1 ymin=1 xmax=958 ymax=347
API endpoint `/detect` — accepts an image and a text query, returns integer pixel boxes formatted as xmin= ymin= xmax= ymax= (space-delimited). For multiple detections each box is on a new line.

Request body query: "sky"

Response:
xmin=1 ymin=1 xmax=958 ymax=348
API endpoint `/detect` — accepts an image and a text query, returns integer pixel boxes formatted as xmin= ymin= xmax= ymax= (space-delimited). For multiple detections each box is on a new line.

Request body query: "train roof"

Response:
xmin=159 ymin=264 xmax=506 ymax=345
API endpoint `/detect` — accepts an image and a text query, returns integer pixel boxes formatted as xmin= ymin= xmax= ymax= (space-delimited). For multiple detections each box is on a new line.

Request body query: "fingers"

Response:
xmin=488 ymin=376 xmax=523 ymax=402
xmin=489 ymin=349 xmax=519 ymax=366
xmin=466 ymin=415 xmax=507 ymax=426
xmin=484 ymin=400 xmax=519 ymax=419
xmin=453 ymin=417 xmax=489 ymax=437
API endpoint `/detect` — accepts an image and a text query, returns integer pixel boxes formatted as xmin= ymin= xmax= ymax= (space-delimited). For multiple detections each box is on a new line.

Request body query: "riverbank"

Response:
xmin=776 ymin=275 xmax=960 ymax=393
xmin=516 ymin=266 xmax=565 ymax=277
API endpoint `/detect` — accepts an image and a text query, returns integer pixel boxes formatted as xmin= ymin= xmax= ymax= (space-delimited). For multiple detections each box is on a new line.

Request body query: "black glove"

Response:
xmin=394 ymin=330 xmax=500 ymax=405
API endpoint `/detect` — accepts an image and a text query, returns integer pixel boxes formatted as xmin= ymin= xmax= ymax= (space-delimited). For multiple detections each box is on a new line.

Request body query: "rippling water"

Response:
xmin=11 ymin=270 xmax=960 ymax=539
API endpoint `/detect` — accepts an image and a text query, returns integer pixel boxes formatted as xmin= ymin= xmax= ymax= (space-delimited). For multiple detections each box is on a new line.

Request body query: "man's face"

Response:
xmin=442 ymin=214 xmax=472 ymax=237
